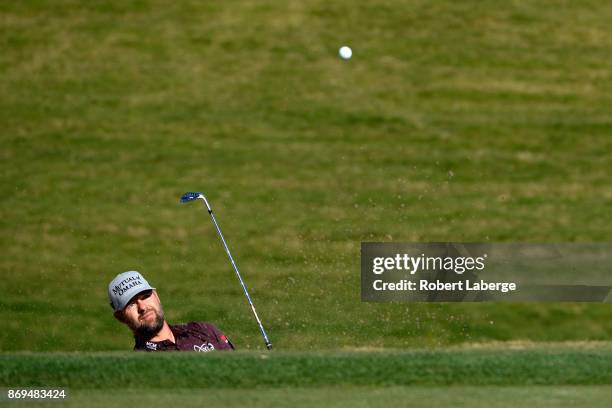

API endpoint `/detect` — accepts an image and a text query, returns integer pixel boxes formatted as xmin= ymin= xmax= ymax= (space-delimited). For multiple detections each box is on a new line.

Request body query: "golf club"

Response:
xmin=180 ymin=192 xmax=272 ymax=350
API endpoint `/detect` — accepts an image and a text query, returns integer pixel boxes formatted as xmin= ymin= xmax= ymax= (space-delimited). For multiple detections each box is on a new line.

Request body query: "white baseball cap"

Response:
xmin=108 ymin=271 xmax=155 ymax=311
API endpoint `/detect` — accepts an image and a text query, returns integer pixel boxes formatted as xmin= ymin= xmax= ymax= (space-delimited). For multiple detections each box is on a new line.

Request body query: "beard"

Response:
xmin=130 ymin=309 xmax=165 ymax=339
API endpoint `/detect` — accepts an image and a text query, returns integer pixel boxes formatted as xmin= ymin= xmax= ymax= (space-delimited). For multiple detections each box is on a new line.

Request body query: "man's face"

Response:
xmin=116 ymin=290 xmax=165 ymax=338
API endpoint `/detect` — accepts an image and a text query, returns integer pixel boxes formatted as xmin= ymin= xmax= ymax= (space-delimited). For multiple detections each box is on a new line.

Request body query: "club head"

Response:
xmin=180 ymin=192 xmax=204 ymax=203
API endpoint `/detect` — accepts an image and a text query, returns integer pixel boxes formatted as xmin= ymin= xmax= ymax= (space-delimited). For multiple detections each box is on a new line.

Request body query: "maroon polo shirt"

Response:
xmin=134 ymin=321 xmax=235 ymax=352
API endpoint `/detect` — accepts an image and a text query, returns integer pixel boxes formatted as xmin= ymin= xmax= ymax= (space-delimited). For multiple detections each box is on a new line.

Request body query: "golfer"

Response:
xmin=108 ymin=271 xmax=235 ymax=352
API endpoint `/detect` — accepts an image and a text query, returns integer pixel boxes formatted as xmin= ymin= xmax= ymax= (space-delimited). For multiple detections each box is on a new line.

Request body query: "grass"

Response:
xmin=5 ymin=387 xmax=612 ymax=408
xmin=2 ymin=348 xmax=611 ymax=407
xmin=2 ymin=347 xmax=611 ymax=388
xmin=1 ymin=0 xmax=612 ymax=352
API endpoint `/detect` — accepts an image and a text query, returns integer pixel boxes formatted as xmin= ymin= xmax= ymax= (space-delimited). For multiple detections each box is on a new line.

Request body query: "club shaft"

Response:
xmin=202 ymin=200 xmax=272 ymax=350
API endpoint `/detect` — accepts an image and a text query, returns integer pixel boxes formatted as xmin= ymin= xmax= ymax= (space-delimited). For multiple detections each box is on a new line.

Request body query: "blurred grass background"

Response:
xmin=1 ymin=0 xmax=611 ymax=351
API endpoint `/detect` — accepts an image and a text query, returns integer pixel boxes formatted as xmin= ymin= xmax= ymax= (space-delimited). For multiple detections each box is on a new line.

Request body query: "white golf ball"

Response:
xmin=339 ymin=46 xmax=352 ymax=60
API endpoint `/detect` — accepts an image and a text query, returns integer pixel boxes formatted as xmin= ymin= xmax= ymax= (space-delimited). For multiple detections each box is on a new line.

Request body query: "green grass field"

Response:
xmin=2 ymin=347 xmax=612 ymax=407
xmin=1 ymin=0 xmax=612 ymax=361
xmin=4 ymin=348 xmax=612 ymax=388
xmin=2 ymin=1 xmax=612 ymax=405
xmin=57 ymin=386 xmax=612 ymax=408
xmin=2 ymin=0 xmax=611 ymax=353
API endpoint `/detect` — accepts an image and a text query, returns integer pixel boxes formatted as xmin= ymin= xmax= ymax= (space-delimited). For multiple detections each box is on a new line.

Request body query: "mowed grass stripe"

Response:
xmin=2 ymin=350 xmax=611 ymax=388
xmin=48 ymin=386 xmax=612 ymax=408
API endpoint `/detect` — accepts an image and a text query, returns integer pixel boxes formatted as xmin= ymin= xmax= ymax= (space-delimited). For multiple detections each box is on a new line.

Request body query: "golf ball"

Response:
xmin=339 ymin=46 xmax=352 ymax=60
